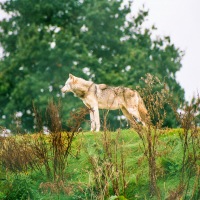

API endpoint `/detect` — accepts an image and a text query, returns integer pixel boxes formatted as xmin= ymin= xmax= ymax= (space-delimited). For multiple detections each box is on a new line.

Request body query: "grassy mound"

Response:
xmin=0 ymin=128 xmax=199 ymax=200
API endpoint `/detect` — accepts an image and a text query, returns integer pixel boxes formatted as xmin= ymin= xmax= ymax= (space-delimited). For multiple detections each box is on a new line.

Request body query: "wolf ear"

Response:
xmin=69 ymin=74 xmax=74 ymax=79
xmin=69 ymin=74 xmax=77 ymax=83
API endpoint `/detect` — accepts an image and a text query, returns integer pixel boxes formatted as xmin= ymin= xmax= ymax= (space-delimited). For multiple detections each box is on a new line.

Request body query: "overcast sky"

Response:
xmin=0 ymin=0 xmax=199 ymax=101
xmin=131 ymin=0 xmax=200 ymax=101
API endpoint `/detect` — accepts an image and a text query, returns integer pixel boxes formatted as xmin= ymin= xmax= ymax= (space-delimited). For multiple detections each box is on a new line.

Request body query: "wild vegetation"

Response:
xmin=0 ymin=1 xmax=199 ymax=199
xmin=0 ymin=126 xmax=199 ymax=199
xmin=0 ymin=75 xmax=199 ymax=200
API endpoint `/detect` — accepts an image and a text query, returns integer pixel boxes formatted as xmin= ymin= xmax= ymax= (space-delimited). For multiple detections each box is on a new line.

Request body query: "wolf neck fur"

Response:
xmin=72 ymin=79 xmax=94 ymax=98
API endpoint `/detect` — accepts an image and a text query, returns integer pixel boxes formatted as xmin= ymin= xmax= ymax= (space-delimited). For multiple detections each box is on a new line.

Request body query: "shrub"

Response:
xmin=84 ymin=130 xmax=130 ymax=199
xmin=160 ymin=157 xmax=182 ymax=175
xmin=4 ymin=176 xmax=35 ymax=200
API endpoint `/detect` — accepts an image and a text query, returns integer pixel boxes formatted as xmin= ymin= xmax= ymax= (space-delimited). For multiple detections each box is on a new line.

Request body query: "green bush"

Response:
xmin=4 ymin=176 xmax=36 ymax=200
xmin=160 ymin=157 xmax=182 ymax=175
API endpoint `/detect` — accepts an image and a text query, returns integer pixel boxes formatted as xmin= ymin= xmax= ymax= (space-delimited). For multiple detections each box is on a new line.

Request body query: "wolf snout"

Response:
xmin=61 ymin=87 xmax=66 ymax=93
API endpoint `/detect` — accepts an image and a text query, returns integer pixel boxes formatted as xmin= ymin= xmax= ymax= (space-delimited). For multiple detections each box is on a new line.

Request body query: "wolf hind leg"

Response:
xmin=123 ymin=107 xmax=145 ymax=126
xmin=121 ymin=107 xmax=136 ymax=125
xmin=128 ymin=107 xmax=145 ymax=125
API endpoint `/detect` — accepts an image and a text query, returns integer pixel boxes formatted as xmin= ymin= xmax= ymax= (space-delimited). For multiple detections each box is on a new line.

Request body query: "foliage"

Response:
xmin=0 ymin=87 xmax=199 ymax=200
xmin=133 ymin=74 xmax=170 ymax=198
xmin=173 ymin=97 xmax=200 ymax=199
xmin=85 ymin=130 xmax=129 ymax=199
xmin=0 ymin=0 xmax=185 ymax=131
xmin=160 ymin=157 xmax=182 ymax=175
xmin=0 ymin=100 xmax=87 ymax=183
xmin=3 ymin=175 xmax=36 ymax=200
xmin=0 ymin=127 xmax=199 ymax=199
xmin=0 ymin=136 xmax=41 ymax=173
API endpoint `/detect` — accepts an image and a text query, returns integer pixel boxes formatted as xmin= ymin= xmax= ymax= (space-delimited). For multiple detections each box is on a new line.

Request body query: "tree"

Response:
xmin=0 ymin=0 xmax=184 ymax=132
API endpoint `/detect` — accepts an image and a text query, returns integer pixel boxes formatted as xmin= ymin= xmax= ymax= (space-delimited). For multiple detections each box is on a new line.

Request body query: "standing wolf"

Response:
xmin=61 ymin=74 xmax=148 ymax=131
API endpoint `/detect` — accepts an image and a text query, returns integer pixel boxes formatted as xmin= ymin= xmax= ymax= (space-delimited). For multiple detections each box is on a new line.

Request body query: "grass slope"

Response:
xmin=0 ymin=128 xmax=198 ymax=200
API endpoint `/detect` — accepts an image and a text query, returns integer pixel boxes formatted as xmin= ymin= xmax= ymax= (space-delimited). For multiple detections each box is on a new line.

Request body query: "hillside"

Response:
xmin=0 ymin=128 xmax=199 ymax=200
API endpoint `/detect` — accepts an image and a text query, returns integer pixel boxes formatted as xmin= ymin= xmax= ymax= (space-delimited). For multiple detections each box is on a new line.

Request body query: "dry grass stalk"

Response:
xmin=134 ymin=74 xmax=170 ymax=198
xmin=172 ymin=95 xmax=200 ymax=198
xmin=86 ymin=128 xmax=129 ymax=199
xmin=0 ymin=136 xmax=41 ymax=173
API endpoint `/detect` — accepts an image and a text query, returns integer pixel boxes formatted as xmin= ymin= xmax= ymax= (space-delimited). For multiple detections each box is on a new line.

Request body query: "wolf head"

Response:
xmin=61 ymin=74 xmax=75 ymax=93
xmin=61 ymin=74 xmax=93 ymax=98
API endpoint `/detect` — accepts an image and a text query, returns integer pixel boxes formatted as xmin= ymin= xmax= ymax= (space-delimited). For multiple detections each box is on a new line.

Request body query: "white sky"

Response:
xmin=131 ymin=0 xmax=200 ymax=101
xmin=1 ymin=0 xmax=200 ymax=101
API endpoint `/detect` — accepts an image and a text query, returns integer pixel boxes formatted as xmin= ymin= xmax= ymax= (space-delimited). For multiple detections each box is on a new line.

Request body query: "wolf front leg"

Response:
xmin=83 ymin=98 xmax=100 ymax=132
xmin=93 ymin=106 xmax=100 ymax=132
xmin=89 ymin=109 xmax=96 ymax=131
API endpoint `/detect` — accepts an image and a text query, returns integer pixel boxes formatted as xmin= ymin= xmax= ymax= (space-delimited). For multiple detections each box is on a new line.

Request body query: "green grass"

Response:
xmin=0 ymin=128 xmax=198 ymax=200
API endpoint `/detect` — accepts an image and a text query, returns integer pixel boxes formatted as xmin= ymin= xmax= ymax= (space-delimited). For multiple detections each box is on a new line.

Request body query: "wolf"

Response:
xmin=61 ymin=74 xmax=148 ymax=131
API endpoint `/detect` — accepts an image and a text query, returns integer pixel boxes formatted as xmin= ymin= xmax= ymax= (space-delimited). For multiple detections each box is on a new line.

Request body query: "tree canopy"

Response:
xmin=0 ymin=0 xmax=185 ymax=132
